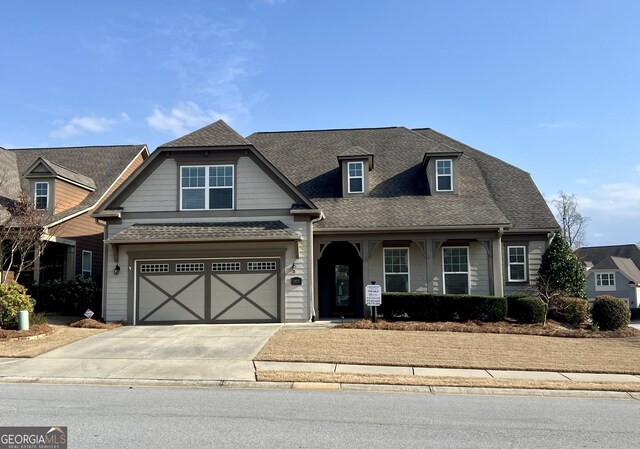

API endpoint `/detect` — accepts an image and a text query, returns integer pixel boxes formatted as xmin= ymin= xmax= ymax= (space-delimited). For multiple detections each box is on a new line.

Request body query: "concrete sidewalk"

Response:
xmin=254 ymin=361 xmax=640 ymax=383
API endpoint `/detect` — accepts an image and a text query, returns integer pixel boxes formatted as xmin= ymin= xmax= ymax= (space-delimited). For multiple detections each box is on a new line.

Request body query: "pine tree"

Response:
xmin=537 ymin=231 xmax=586 ymax=300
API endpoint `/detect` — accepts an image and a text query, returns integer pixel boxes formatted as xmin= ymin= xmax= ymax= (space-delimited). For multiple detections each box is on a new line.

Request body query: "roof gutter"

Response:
xmin=313 ymin=223 xmax=511 ymax=234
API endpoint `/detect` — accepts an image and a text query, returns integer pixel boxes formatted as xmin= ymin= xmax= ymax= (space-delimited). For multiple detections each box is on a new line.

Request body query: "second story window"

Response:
xmin=436 ymin=159 xmax=452 ymax=191
xmin=347 ymin=161 xmax=364 ymax=193
xmin=181 ymin=165 xmax=234 ymax=210
xmin=34 ymin=181 xmax=49 ymax=210
xmin=595 ymin=272 xmax=615 ymax=290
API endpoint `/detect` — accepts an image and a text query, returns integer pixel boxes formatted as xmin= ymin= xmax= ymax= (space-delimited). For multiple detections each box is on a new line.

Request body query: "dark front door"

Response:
xmin=318 ymin=242 xmax=363 ymax=318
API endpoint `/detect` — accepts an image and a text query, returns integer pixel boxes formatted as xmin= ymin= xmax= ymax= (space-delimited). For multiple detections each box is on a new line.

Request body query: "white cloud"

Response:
xmin=51 ymin=113 xmax=128 ymax=138
xmin=146 ymin=101 xmax=231 ymax=136
xmin=579 ymin=183 xmax=640 ymax=218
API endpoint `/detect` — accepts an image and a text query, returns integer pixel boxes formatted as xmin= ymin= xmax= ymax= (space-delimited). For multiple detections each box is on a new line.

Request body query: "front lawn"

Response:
xmin=255 ymin=327 xmax=640 ymax=374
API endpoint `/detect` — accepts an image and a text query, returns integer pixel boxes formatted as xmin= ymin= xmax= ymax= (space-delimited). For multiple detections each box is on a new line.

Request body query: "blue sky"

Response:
xmin=1 ymin=1 xmax=639 ymax=245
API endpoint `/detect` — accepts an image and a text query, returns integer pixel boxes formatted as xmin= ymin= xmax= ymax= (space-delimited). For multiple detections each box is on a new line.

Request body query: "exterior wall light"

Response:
xmin=291 ymin=263 xmax=296 ymax=273
xmin=114 ymin=265 xmax=121 ymax=275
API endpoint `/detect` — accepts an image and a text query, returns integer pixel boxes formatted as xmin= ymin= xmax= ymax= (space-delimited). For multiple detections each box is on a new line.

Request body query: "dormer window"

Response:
xmin=35 ymin=181 xmax=49 ymax=210
xmin=436 ymin=159 xmax=452 ymax=192
xmin=347 ymin=162 xmax=364 ymax=193
xmin=337 ymin=148 xmax=373 ymax=197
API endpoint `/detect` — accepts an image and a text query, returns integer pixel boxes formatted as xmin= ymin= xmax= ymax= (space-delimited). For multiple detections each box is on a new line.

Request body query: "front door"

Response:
xmin=318 ymin=242 xmax=363 ymax=318
xmin=331 ymin=264 xmax=355 ymax=315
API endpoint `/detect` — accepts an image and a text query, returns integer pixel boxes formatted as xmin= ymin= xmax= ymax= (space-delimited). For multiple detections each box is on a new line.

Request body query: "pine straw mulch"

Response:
xmin=68 ymin=318 xmax=123 ymax=330
xmin=0 ymin=324 xmax=54 ymax=340
xmin=337 ymin=319 xmax=640 ymax=338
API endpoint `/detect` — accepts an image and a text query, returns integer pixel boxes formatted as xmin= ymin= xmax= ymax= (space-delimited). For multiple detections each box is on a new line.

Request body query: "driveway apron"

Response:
xmin=0 ymin=324 xmax=281 ymax=382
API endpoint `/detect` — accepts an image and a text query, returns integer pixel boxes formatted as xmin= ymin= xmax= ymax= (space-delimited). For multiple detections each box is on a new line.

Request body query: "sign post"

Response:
xmin=365 ymin=281 xmax=382 ymax=323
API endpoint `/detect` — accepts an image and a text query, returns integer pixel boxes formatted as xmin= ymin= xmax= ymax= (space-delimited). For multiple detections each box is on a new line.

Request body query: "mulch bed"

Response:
xmin=0 ymin=324 xmax=53 ymax=339
xmin=69 ymin=318 xmax=123 ymax=330
xmin=337 ymin=319 xmax=640 ymax=338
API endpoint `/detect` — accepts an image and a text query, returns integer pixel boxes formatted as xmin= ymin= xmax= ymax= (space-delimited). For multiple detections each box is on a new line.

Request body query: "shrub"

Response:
xmin=0 ymin=281 xmax=35 ymax=328
xmin=380 ymin=293 xmax=507 ymax=322
xmin=28 ymin=275 xmax=101 ymax=316
xmin=537 ymin=231 xmax=586 ymax=300
xmin=548 ymin=296 xmax=589 ymax=326
xmin=591 ymin=295 xmax=631 ymax=331
xmin=507 ymin=295 xmax=546 ymax=324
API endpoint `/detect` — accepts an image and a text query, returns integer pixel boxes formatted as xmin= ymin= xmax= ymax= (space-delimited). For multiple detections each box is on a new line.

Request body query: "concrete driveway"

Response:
xmin=0 ymin=324 xmax=281 ymax=382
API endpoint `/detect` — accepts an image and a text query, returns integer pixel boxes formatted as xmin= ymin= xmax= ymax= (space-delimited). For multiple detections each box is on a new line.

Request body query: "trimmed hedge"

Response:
xmin=592 ymin=295 xmax=631 ymax=331
xmin=28 ymin=275 xmax=101 ymax=316
xmin=506 ymin=295 xmax=546 ymax=324
xmin=548 ymin=296 xmax=589 ymax=326
xmin=380 ymin=293 xmax=507 ymax=322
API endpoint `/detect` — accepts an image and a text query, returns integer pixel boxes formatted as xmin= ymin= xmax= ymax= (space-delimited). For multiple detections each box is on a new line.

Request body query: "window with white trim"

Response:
xmin=595 ymin=272 xmax=616 ymax=291
xmin=347 ymin=161 xmax=364 ymax=193
xmin=507 ymin=246 xmax=527 ymax=282
xmin=443 ymin=247 xmax=469 ymax=294
xmin=81 ymin=251 xmax=92 ymax=277
xmin=436 ymin=159 xmax=452 ymax=192
xmin=34 ymin=181 xmax=49 ymax=210
xmin=180 ymin=165 xmax=234 ymax=210
xmin=384 ymin=248 xmax=409 ymax=292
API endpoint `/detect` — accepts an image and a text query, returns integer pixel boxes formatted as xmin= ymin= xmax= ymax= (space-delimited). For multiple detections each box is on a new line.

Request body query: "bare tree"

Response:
xmin=552 ymin=191 xmax=590 ymax=250
xmin=1 ymin=190 xmax=54 ymax=284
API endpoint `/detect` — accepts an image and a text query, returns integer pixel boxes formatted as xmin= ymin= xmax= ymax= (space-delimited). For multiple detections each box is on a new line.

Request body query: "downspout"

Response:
xmin=308 ymin=211 xmax=325 ymax=322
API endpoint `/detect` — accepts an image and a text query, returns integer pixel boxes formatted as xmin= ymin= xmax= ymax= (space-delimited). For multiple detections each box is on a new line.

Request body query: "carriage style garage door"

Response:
xmin=136 ymin=258 xmax=280 ymax=324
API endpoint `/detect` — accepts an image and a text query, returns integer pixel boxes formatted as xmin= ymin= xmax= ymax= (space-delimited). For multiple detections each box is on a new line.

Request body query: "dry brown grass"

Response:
xmin=339 ymin=319 xmax=640 ymax=338
xmin=255 ymin=328 xmax=640 ymax=374
xmin=69 ymin=318 xmax=123 ymax=330
xmin=0 ymin=325 xmax=108 ymax=358
xmin=257 ymin=370 xmax=640 ymax=393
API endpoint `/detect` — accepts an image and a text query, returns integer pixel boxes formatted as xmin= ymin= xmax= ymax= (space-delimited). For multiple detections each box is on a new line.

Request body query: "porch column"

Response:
xmin=33 ymin=242 xmax=41 ymax=284
xmin=361 ymin=239 xmax=370 ymax=316
xmin=65 ymin=245 xmax=75 ymax=281
xmin=426 ymin=238 xmax=434 ymax=293
xmin=492 ymin=233 xmax=504 ymax=297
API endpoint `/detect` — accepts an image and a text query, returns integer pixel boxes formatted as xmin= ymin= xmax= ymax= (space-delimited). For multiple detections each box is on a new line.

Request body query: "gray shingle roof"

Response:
xmin=36 ymin=157 xmax=97 ymax=190
xmin=160 ymin=120 xmax=250 ymax=148
xmin=591 ymin=256 xmax=640 ymax=284
xmin=577 ymin=244 xmax=640 ymax=270
xmin=0 ymin=148 xmax=21 ymax=221
xmin=107 ymin=221 xmax=301 ymax=243
xmin=7 ymin=144 xmax=146 ymax=223
xmin=247 ymin=126 xmax=554 ymax=231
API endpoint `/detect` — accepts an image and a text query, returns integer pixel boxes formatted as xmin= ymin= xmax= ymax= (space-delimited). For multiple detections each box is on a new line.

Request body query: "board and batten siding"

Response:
xmin=54 ymin=180 xmax=90 ymax=214
xmin=104 ymin=215 xmax=309 ymax=323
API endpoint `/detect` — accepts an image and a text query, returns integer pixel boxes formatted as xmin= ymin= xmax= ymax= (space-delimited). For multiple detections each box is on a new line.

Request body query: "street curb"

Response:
xmin=0 ymin=376 xmax=638 ymax=399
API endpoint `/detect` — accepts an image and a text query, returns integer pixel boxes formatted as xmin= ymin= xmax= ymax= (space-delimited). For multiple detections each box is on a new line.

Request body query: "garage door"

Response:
xmin=136 ymin=258 xmax=280 ymax=324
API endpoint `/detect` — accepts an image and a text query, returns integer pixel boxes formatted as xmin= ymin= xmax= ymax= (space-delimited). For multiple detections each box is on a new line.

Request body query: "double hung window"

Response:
xmin=443 ymin=247 xmax=469 ymax=294
xmin=181 ymin=165 xmax=234 ymax=210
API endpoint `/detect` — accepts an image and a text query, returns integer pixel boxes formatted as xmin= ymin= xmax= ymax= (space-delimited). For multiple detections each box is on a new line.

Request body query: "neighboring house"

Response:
xmin=576 ymin=244 xmax=640 ymax=308
xmin=94 ymin=120 xmax=558 ymax=324
xmin=0 ymin=144 xmax=149 ymax=284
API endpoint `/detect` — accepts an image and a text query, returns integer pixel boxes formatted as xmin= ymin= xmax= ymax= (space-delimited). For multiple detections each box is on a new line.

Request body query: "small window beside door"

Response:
xmin=82 ymin=250 xmax=92 ymax=277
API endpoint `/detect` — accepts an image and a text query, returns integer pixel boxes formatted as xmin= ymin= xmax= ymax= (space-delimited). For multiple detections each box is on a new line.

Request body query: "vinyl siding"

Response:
xmin=368 ymin=243 xmax=427 ymax=293
xmin=236 ymin=157 xmax=296 ymax=209
xmin=121 ymin=158 xmax=177 ymax=211
xmin=54 ymin=180 xmax=90 ymax=213
xmin=585 ymin=271 xmax=632 ymax=305
xmin=503 ymin=240 xmax=546 ymax=296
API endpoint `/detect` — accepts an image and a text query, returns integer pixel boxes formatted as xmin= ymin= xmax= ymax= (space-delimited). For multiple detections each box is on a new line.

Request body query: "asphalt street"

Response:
xmin=0 ymin=384 xmax=638 ymax=448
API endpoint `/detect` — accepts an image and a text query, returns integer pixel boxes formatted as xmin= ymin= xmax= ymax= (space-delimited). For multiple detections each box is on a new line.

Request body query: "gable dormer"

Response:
xmin=23 ymin=157 xmax=96 ymax=214
xmin=337 ymin=146 xmax=374 ymax=197
xmin=421 ymin=151 xmax=462 ymax=195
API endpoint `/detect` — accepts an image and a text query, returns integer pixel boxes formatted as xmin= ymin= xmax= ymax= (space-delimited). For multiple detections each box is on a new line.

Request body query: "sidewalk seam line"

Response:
xmin=559 ymin=372 xmax=572 ymax=381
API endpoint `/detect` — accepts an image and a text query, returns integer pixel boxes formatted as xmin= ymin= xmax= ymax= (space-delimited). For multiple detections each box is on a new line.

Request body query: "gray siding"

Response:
xmin=503 ymin=240 xmax=546 ymax=296
xmin=121 ymin=158 xmax=177 ymax=212
xmin=236 ymin=157 xmax=296 ymax=209
xmin=469 ymin=241 xmax=490 ymax=295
